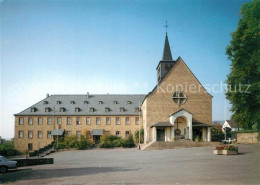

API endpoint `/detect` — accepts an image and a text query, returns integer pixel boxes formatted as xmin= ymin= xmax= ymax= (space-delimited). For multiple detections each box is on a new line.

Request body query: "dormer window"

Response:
xmin=45 ymin=107 xmax=51 ymax=112
xmin=57 ymin=101 xmax=61 ymax=104
xmin=84 ymin=101 xmax=88 ymax=104
xmin=127 ymin=101 xmax=131 ymax=104
xmin=105 ymin=107 xmax=110 ymax=112
xmin=120 ymin=107 xmax=125 ymax=112
xmin=70 ymin=101 xmax=75 ymax=104
xmin=43 ymin=101 xmax=48 ymax=104
xmin=75 ymin=107 xmax=80 ymax=112
xmin=89 ymin=107 xmax=94 ymax=112
xmin=99 ymin=101 xmax=103 ymax=104
xmin=113 ymin=101 xmax=118 ymax=104
xmin=60 ymin=107 xmax=65 ymax=112
xmin=135 ymin=107 xmax=140 ymax=113
xmin=31 ymin=107 xmax=37 ymax=112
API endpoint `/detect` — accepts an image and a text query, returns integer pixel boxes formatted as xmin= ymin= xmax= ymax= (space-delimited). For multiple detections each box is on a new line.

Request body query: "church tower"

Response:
xmin=156 ymin=33 xmax=175 ymax=83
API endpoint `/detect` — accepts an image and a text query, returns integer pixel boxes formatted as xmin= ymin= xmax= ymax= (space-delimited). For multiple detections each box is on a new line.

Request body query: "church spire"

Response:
xmin=162 ymin=21 xmax=173 ymax=61
xmin=162 ymin=33 xmax=173 ymax=61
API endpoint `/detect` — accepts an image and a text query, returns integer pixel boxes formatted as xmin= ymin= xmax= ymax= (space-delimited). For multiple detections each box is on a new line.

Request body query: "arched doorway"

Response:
xmin=174 ymin=117 xmax=187 ymax=139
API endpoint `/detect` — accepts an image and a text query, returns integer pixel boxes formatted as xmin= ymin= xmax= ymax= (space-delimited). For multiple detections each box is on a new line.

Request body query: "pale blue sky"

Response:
xmin=1 ymin=0 xmax=250 ymax=139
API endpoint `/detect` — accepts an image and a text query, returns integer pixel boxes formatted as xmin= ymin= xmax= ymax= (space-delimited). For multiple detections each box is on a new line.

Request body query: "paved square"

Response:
xmin=1 ymin=144 xmax=259 ymax=184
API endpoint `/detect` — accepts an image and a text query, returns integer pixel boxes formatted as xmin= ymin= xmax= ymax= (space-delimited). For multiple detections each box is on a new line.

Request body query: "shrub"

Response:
xmin=77 ymin=135 xmax=93 ymax=150
xmin=134 ymin=128 xmax=144 ymax=144
xmin=211 ymin=124 xmax=225 ymax=141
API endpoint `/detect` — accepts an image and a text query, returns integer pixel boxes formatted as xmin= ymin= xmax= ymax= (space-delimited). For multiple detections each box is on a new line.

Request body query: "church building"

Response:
xmin=14 ymin=33 xmax=212 ymax=152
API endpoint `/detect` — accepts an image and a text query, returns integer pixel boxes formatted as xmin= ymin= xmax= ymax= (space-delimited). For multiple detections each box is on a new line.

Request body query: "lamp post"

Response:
xmin=138 ymin=102 xmax=141 ymax=150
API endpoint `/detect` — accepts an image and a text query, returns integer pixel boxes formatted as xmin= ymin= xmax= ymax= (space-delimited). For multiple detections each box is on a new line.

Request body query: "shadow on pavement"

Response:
xmin=0 ymin=167 xmax=137 ymax=184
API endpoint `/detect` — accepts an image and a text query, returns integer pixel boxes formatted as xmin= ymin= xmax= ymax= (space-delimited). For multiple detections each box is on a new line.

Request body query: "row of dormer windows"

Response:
xmin=18 ymin=116 xmax=140 ymax=125
xmin=43 ymin=100 xmax=132 ymax=105
xmin=31 ymin=107 xmax=141 ymax=113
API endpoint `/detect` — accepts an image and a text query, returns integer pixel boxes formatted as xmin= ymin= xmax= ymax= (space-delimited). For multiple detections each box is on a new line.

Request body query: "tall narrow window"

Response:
xmin=116 ymin=117 xmax=120 ymax=125
xmin=116 ymin=131 xmax=120 ymax=137
xmin=125 ymin=131 xmax=130 ymax=138
xmin=28 ymin=117 xmax=33 ymax=125
xmin=135 ymin=117 xmax=139 ymax=125
xmin=28 ymin=143 xmax=33 ymax=151
xmin=38 ymin=131 xmax=43 ymax=139
xmin=18 ymin=131 xmax=24 ymax=138
xmin=67 ymin=131 xmax=71 ymax=137
xmin=106 ymin=117 xmax=110 ymax=125
xmin=47 ymin=117 xmax=52 ymax=125
xmin=96 ymin=117 xmax=100 ymax=125
xmin=38 ymin=118 xmax=42 ymax=125
xmin=19 ymin=118 xmax=23 ymax=125
xmin=47 ymin=131 xmax=52 ymax=139
xmin=57 ymin=117 xmax=61 ymax=125
xmin=28 ymin=131 xmax=33 ymax=139
xmin=67 ymin=117 xmax=71 ymax=125
xmin=76 ymin=117 xmax=81 ymax=125
xmin=125 ymin=117 xmax=130 ymax=125
xmin=76 ymin=131 xmax=81 ymax=138
xmin=86 ymin=117 xmax=90 ymax=125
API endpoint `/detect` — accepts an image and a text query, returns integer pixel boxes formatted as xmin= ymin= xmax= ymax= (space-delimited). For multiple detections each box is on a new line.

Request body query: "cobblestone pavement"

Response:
xmin=1 ymin=144 xmax=259 ymax=185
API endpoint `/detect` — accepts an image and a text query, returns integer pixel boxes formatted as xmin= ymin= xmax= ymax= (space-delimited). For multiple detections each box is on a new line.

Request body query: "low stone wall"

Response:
xmin=237 ymin=132 xmax=259 ymax=143
xmin=15 ymin=158 xmax=54 ymax=167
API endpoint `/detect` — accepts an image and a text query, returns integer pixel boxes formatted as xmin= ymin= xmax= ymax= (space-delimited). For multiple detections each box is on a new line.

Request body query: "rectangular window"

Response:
xmin=47 ymin=131 xmax=52 ymax=139
xmin=125 ymin=117 xmax=130 ymax=125
xmin=19 ymin=117 xmax=23 ymax=125
xmin=106 ymin=117 xmax=110 ymax=125
xmin=67 ymin=117 xmax=71 ymax=125
xmin=38 ymin=117 xmax=42 ymax=125
xmin=38 ymin=131 xmax=42 ymax=139
xmin=125 ymin=131 xmax=130 ymax=138
xmin=105 ymin=131 xmax=110 ymax=135
xmin=28 ymin=143 xmax=33 ymax=151
xmin=96 ymin=117 xmax=100 ymax=125
xmin=86 ymin=117 xmax=90 ymax=125
xmin=18 ymin=131 xmax=23 ymax=138
xmin=135 ymin=117 xmax=139 ymax=125
xmin=86 ymin=131 xmax=91 ymax=139
xmin=28 ymin=117 xmax=33 ymax=125
xmin=28 ymin=131 xmax=33 ymax=139
xmin=76 ymin=131 xmax=81 ymax=138
xmin=116 ymin=117 xmax=120 ymax=125
xmin=76 ymin=117 xmax=81 ymax=125
xmin=57 ymin=117 xmax=61 ymax=125
xmin=47 ymin=117 xmax=52 ymax=125
xmin=116 ymin=131 xmax=120 ymax=137
xmin=66 ymin=131 xmax=71 ymax=137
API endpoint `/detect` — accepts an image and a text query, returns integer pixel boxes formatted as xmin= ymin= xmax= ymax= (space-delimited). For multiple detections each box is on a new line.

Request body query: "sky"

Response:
xmin=0 ymin=0 xmax=251 ymax=139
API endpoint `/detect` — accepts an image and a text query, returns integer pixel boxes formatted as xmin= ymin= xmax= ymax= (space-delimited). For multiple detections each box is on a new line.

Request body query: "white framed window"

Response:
xmin=106 ymin=117 xmax=110 ymax=125
xmin=38 ymin=131 xmax=42 ymax=139
xmin=116 ymin=117 xmax=120 ymax=125
xmin=76 ymin=131 xmax=81 ymax=138
xmin=135 ymin=117 xmax=139 ymax=125
xmin=19 ymin=117 xmax=23 ymax=125
xmin=28 ymin=143 xmax=33 ymax=151
xmin=67 ymin=131 xmax=71 ymax=137
xmin=57 ymin=117 xmax=61 ymax=125
xmin=96 ymin=117 xmax=100 ymax=125
xmin=125 ymin=117 xmax=130 ymax=125
xmin=28 ymin=131 xmax=33 ymax=139
xmin=116 ymin=131 xmax=120 ymax=137
xmin=18 ymin=131 xmax=24 ymax=138
xmin=47 ymin=117 xmax=52 ymax=125
xmin=38 ymin=117 xmax=42 ymax=125
xmin=67 ymin=117 xmax=71 ymax=125
xmin=47 ymin=131 xmax=52 ymax=139
xmin=125 ymin=131 xmax=130 ymax=138
xmin=76 ymin=117 xmax=81 ymax=125
xmin=86 ymin=117 xmax=90 ymax=125
xmin=28 ymin=117 xmax=33 ymax=125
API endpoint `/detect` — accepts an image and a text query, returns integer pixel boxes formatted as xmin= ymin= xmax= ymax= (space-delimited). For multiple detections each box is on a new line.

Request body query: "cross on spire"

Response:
xmin=164 ymin=20 xmax=168 ymax=34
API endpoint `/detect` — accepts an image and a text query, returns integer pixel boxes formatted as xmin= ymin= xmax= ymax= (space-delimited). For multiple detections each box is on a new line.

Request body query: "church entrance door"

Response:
xmin=156 ymin=128 xmax=165 ymax=141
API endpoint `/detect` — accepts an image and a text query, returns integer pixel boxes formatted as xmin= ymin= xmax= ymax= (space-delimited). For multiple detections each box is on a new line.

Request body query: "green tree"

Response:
xmin=211 ymin=124 xmax=225 ymax=142
xmin=226 ymin=0 xmax=260 ymax=130
xmin=134 ymin=128 xmax=144 ymax=144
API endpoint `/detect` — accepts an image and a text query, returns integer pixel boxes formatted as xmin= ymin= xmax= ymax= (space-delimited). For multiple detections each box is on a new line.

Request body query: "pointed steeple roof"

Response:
xmin=162 ymin=33 xmax=173 ymax=61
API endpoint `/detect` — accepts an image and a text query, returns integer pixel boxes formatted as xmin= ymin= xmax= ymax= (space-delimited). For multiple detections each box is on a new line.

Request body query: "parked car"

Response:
xmin=0 ymin=155 xmax=17 ymax=173
xmin=222 ymin=138 xmax=236 ymax=144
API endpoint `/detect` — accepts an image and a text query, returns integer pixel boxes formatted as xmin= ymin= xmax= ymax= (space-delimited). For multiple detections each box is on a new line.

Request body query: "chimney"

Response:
xmin=46 ymin=93 xmax=49 ymax=98
xmin=87 ymin=92 xmax=89 ymax=99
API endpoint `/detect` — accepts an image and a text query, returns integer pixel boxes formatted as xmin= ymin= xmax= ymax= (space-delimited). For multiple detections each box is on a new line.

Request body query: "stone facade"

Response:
xmin=237 ymin=132 xmax=259 ymax=143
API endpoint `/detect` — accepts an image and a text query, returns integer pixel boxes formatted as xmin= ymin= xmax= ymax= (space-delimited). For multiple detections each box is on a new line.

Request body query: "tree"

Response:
xmin=226 ymin=0 xmax=260 ymax=130
xmin=134 ymin=128 xmax=144 ymax=144
xmin=211 ymin=123 xmax=224 ymax=142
